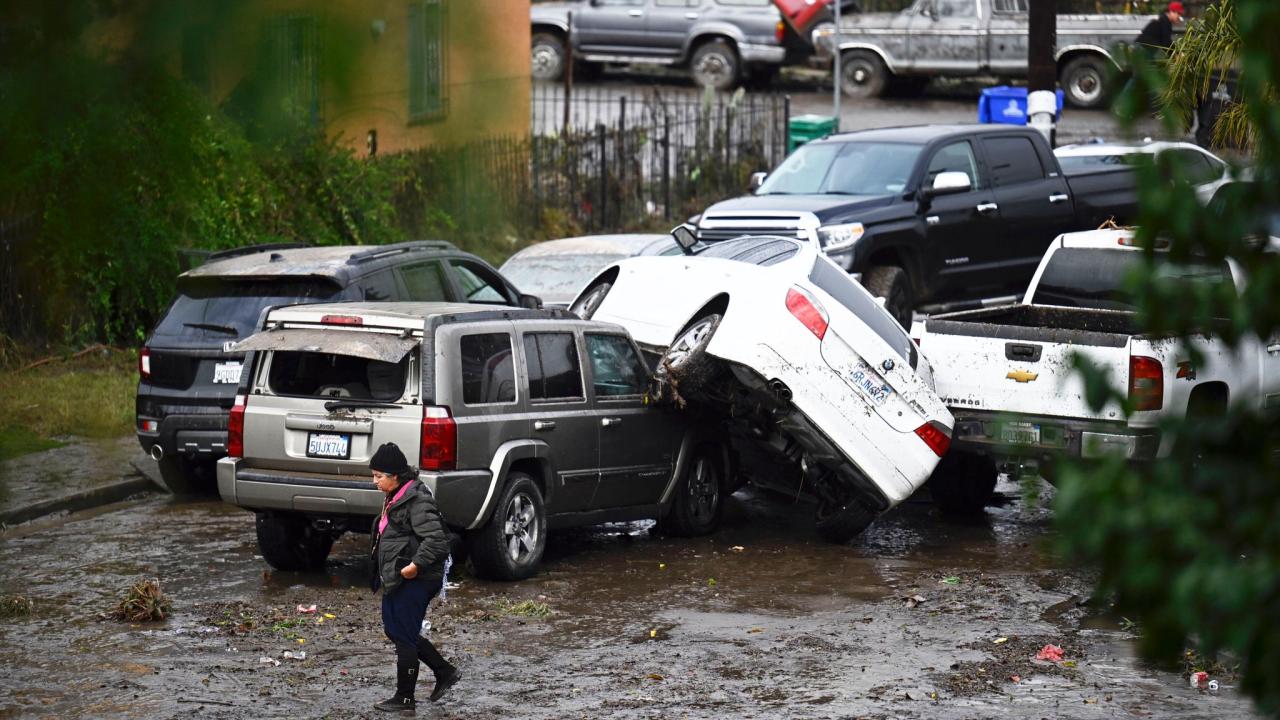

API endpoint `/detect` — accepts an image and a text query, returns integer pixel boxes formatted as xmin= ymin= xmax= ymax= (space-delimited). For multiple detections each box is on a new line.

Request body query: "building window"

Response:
xmin=408 ymin=0 xmax=447 ymax=123
xmin=265 ymin=15 xmax=320 ymax=127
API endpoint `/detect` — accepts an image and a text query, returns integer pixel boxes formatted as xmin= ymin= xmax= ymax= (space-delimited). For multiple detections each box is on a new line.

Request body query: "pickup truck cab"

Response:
xmin=817 ymin=0 xmax=1151 ymax=108
xmin=694 ymin=124 xmax=1136 ymax=326
xmin=915 ymin=229 xmax=1280 ymax=513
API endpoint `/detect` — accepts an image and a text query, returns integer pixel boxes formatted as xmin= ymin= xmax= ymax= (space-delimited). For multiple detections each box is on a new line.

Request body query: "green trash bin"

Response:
xmin=788 ymin=114 xmax=837 ymax=153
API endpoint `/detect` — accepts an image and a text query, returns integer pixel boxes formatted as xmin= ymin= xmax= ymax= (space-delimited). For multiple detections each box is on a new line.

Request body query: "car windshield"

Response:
xmin=500 ymin=254 xmax=628 ymax=300
xmin=697 ymin=236 xmax=801 ymax=266
xmin=1030 ymin=248 xmax=1232 ymax=312
xmin=267 ymin=350 xmax=412 ymax=402
xmin=153 ymin=279 xmax=342 ymax=340
xmin=756 ymin=141 xmax=923 ymax=196
xmin=809 ymin=258 xmax=916 ymax=367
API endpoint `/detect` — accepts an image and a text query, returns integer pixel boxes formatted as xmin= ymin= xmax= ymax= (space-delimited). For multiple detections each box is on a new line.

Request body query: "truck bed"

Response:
xmin=924 ymin=304 xmax=1142 ymax=348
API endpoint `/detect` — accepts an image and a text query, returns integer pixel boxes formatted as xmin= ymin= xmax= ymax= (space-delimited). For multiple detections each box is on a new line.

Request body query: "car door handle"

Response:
xmin=628 ymin=9 xmax=643 ymax=17
xmin=976 ymin=202 xmax=999 ymax=214
xmin=601 ymin=417 xmax=622 ymax=428
xmin=534 ymin=420 xmax=557 ymax=431
xmin=685 ymin=12 xmax=699 ymax=18
xmin=1049 ymin=193 xmax=1069 ymax=204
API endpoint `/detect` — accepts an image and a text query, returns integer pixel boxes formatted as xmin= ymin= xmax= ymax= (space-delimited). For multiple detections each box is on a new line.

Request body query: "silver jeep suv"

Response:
xmin=217 ymin=301 xmax=729 ymax=580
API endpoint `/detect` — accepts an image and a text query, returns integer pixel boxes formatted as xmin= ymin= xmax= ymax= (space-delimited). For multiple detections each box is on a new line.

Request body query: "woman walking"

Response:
xmin=369 ymin=442 xmax=461 ymax=711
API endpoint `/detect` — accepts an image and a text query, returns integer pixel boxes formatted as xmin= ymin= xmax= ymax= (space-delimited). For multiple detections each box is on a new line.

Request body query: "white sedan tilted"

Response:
xmin=570 ymin=233 xmax=954 ymax=541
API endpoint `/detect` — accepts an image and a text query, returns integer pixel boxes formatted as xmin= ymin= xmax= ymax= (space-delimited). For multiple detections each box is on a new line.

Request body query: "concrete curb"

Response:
xmin=0 ymin=476 xmax=157 ymax=528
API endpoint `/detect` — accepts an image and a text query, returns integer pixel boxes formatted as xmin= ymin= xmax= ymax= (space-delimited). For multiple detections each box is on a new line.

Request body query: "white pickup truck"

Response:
xmin=915 ymin=228 xmax=1280 ymax=513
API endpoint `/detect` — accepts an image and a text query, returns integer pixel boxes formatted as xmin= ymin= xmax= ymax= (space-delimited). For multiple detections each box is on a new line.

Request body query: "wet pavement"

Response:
xmin=0 ymin=437 xmax=149 ymax=518
xmin=0 ymin=473 xmax=1258 ymax=719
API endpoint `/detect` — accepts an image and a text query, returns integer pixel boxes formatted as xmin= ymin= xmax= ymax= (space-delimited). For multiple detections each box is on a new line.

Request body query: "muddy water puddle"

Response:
xmin=0 ymin=488 xmax=1259 ymax=719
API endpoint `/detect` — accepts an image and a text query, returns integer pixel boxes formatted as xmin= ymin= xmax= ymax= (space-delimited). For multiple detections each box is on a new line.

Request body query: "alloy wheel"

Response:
xmin=687 ymin=456 xmax=719 ymax=525
xmin=665 ymin=316 xmax=716 ymax=369
xmin=501 ymin=492 xmax=540 ymax=563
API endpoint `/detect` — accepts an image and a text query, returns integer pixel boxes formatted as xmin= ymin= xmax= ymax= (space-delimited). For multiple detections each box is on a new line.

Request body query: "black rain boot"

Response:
xmin=417 ymin=637 xmax=461 ymax=702
xmin=373 ymin=661 xmax=418 ymax=712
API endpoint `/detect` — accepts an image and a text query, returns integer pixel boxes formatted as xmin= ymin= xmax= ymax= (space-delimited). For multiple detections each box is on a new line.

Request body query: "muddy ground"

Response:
xmin=0 ymin=478 xmax=1256 ymax=720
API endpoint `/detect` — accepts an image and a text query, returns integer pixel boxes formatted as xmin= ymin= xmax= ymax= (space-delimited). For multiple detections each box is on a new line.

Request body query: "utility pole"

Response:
xmin=1027 ymin=0 xmax=1058 ymax=146
xmin=832 ymin=0 xmax=842 ymax=132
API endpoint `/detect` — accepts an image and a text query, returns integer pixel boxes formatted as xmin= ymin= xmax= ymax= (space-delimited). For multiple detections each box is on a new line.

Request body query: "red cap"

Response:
xmin=1168 ymin=1 xmax=1184 ymax=14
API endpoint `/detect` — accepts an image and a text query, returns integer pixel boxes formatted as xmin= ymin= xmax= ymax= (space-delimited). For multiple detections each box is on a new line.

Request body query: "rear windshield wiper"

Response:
xmin=324 ymin=400 xmax=400 ymax=412
xmin=184 ymin=322 xmax=239 ymax=335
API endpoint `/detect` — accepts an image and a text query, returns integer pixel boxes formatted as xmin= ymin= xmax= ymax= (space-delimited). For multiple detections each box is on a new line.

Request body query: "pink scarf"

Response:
xmin=378 ymin=480 xmax=414 ymax=536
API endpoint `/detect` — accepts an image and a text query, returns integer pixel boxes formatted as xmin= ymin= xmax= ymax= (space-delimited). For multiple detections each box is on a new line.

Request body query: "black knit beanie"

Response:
xmin=369 ymin=442 xmax=410 ymax=476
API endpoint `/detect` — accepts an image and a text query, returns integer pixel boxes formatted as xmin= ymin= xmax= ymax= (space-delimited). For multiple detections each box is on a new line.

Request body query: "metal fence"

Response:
xmin=0 ymin=211 xmax=39 ymax=342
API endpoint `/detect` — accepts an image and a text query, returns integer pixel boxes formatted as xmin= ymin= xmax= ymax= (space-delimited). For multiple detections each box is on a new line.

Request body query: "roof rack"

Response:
xmin=207 ymin=242 xmax=312 ymax=262
xmin=346 ymin=240 xmax=457 ymax=265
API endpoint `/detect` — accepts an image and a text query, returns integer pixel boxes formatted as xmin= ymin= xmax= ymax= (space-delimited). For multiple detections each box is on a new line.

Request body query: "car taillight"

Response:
xmin=421 ymin=406 xmax=457 ymax=471
xmin=321 ymin=314 xmax=364 ymax=325
xmin=914 ymin=421 xmax=951 ymax=457
xmin=1129 ymin=356 xmax=1164 ymax=411
xmin=139 ymin=346 xmax=151 ymax=379
xmin=776 ymin=20 xmax=786 ymax=43
xmin=785 ymin=286 xmax=829 ymax=340
xmin=227 ymin=394 xmax=247 ymax=458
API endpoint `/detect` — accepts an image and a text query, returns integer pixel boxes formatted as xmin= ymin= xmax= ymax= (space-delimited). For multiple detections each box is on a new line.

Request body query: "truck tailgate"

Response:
xmin=921 ymin=307 xmax=1133 ymax=421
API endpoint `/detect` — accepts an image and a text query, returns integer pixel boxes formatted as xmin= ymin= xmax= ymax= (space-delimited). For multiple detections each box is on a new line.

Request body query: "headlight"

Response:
xmin=817 ymin=222 xmax=864 ymax=252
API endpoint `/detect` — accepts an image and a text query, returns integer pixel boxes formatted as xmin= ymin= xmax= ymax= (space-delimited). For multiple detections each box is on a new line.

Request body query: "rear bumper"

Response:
xmin=135 ymin=409 xmax=229 ymax=461
xmin=949 ymin=410 xmax=1161 ymax=462
xmin=217 ymin=458 xmax=492 ymax=528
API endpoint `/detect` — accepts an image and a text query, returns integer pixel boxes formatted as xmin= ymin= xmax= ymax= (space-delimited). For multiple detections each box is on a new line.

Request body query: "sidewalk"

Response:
xmin=0 ymin=436 xmax=159 ymax=527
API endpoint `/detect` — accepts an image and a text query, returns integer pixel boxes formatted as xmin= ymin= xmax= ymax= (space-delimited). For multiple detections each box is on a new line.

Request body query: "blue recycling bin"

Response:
xmin=977 ymin=86 xmax=1064 ymax=126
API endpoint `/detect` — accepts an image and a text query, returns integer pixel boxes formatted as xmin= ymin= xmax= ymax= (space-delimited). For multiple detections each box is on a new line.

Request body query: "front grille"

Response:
xmin=695 ymin=213 xmax=812 ymax=243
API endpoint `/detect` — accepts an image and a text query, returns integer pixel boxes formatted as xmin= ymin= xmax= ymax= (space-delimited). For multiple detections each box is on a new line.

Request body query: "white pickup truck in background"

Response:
xmin=915 ymin=228 xmax=1280 ymax=513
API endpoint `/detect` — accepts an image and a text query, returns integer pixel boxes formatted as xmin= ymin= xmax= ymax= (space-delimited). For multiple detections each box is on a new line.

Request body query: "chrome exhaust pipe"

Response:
xmin=150 ymin=444 xmax=164 ymax=461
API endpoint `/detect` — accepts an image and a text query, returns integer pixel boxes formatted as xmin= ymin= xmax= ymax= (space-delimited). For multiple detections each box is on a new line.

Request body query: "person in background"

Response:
xmin=369 ymin=442 xmax=461 ymax=712
xmin=1136 ymin=1 xmax=1185 ymax=53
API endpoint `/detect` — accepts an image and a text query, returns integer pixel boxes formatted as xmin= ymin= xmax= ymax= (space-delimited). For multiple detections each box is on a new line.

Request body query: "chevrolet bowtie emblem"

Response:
xmin=1006 ymin=369 xmax=1038 ymax=383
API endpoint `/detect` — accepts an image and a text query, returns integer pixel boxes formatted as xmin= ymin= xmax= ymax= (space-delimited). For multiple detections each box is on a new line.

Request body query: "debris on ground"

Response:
xmin=1035 ymin=644 xmax=1065 ymax=662
xmin=283 ymin=650 xmax=306 ymax=661
xmin=295 ymin=604 xmax=317 ymax=614
xmin=0 ymin=594 xmax=34 ymax=618
xmin=940 ymin=636 xmax=1082 ymax=696
xmin=940 ymin=576 xmax=961 ymax=585
xmin=258 ymin=656 xmax=280 ymax=667
xmin=730 ymin=546 xmax=745 ymax=552
xmin=904 ymin=594 xmax=927 ymax=608
xmin=108 ymin=579 xmax=171 ymax=622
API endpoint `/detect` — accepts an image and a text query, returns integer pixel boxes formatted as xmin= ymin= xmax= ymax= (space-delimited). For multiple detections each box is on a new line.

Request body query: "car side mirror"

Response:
xmin=749 ymin=171 xmax=768 ymax=192
xmin=922 ymin=171 xmax=972 ymax=198
xmin=670 ymin=223 xmax=699 ymax=256
xmin=520 ymin=293 xmax=543 ymax=310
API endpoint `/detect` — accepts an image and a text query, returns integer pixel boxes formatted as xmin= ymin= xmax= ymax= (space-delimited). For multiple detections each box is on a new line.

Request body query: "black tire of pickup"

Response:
xmin=468 ymin=473 xmax=546 ymax=581
xmin=927 ymin=451 xmax=998 ymax=516
xmin=155 ymin=455 xmax=216 ymax=496
xmin=531 ymin=32 xmax=567 ymax=81
xmin=840 ymin=50 xmax=888 ymax=99
xmin=691 ymin=40 xmax=740 ymax=91
xmin=256 ymin=512 xmax=334 ymax=572
xmin=862 ymin=265 xmax=913 ymax=328
xmin=1061 ymin=55 xmax=1110 ymax=109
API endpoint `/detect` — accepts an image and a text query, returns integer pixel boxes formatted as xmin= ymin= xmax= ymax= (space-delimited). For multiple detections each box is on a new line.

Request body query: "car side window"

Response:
xmin=991 ymin=0 xmax=1028 ymax=13
xmin=460 ymin=333 xmax=516 ymax=405
xmin=925 ymin=140 xmax=983 ymax=190
xmin=398 ymin=261 xmax=450 ymax=302
xmin=1169 ymin=149 xmax=1221 ymax=185
xmin=450 ymin=260 xmax=509 ymax=304
xmin=585 ymin=334 xmax=648 ymax=398
xmin=523 ymin=333 xmax=584 ymax=401
xmin=932 ymin=0 xmax=976 ymax=18
xmin=981 ymin=137 xmax=1046 ymax=187
xmin=357 ymin=270 xmax=399 ymax=301
xmin=596 ymin=0 xmax=642 ymax=6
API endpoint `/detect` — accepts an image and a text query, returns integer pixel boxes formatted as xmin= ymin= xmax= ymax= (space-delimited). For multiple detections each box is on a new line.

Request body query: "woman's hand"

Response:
xmin=400 ymin=562 xmax=419 ymax=579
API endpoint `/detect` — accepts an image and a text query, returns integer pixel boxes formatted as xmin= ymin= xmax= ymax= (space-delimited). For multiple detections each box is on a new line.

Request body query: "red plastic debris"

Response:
xmin=1035 ymin=644 xmax=1065 ymax=662
xmin=296 ymin=604 xmax=317 ymax=614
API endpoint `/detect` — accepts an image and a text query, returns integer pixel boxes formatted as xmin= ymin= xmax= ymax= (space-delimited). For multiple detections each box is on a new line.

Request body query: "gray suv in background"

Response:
xmin=531 ymin=0 xmax=789 ymax=90
xmin=217 ymin=302 xmax=730 ymax=580
xmin=137 ymin=241 xmax=537 ymax=495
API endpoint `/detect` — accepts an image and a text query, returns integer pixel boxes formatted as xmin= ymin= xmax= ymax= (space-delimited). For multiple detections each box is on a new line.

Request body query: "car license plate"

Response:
xmin=212 ymin=361 xmax=242 ymax=384
xmin=307 ymin=433 xmax=351 ymax=459
xmin=847 ymin=360 xmax=895 ymax=407
xmin=1000 ymin=422 xmax=1041 ymax=445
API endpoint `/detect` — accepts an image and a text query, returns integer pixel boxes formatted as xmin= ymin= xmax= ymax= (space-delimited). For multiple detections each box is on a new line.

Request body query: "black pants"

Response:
xmin=381 ymin=575 xmax=453 ymax=678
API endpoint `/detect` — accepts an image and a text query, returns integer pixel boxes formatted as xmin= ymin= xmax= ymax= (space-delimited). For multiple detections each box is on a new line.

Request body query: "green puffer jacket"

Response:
xmin=370 ymin=479 xmax=450 ymax=594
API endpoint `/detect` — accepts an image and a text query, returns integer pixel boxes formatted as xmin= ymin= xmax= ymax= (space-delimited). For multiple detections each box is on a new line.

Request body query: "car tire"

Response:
xmin=1060 ymin=55 xmax=1110 ymax=109
xmin=814 ymin=495 xmax=877 ymax=543
xmin=255 ymin=512 xmax=334 ymax=572
xmin=467 ymin=473 xmax=546 ymax=581
xmin=570 ymin=281 xmax=611 ymax=320
xmin=155 ymin=455 xmax=216 ymax=496
xmin=926 ymin=451 xmax=997 ymax=516
xmin=840 ymin=50 xmax=888 ymax=99
xmin=531 ymin=32 xmax=567 ymax=82
xmin=861 ymin=265 xmax=913 ymax=328
xmin=659 ymin=313 xmax=722 ymax=393
xmin=690 ymin=40 xmax=739 ymax=91
xmin=659 ymin=443 xmax=725 ymax=537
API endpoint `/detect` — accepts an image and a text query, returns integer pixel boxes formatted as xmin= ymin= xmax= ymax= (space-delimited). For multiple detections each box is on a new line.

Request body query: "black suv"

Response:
xmin=136 ymin=241 xmax=537 ymax=494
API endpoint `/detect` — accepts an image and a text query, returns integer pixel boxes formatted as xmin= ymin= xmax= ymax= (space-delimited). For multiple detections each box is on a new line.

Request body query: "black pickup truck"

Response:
xmin=692 ymin=124 xmax=1135 ymax=325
